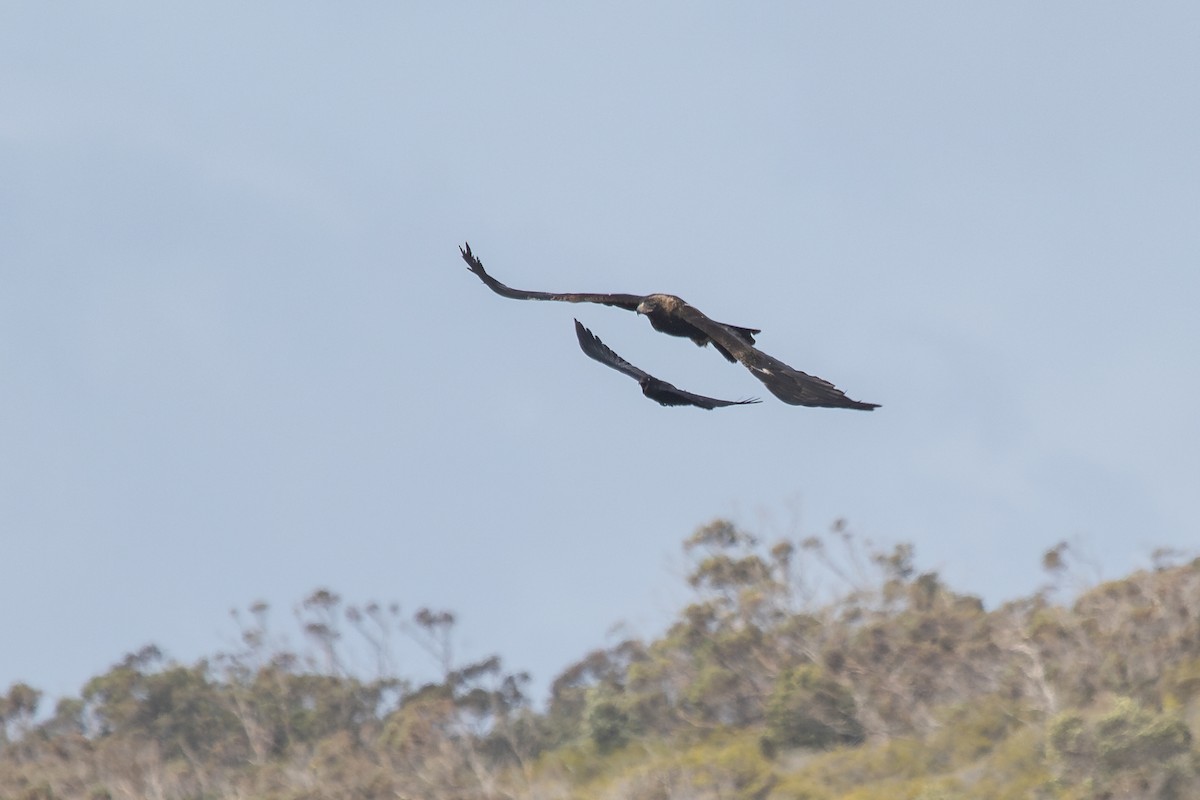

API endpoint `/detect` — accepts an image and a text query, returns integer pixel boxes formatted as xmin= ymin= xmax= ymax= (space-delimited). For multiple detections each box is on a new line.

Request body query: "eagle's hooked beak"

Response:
xmin=635 ymin=301 xmax=650 ymax=316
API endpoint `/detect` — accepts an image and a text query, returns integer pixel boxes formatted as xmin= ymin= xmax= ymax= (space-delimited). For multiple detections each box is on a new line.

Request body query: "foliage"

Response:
xmin=764 ymin=664 xmax=863 ymax=750
xmin=3 ymin=520 xmax=1200 ymax=799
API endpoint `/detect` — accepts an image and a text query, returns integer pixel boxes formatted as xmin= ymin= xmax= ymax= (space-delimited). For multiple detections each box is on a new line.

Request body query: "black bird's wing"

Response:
xmin=460 ymin=242 xmax=644 ymax=311
xmin=573 ymin=319 xmax=651 ymax=383
xmin=673 ymin=303 xmax=880 ymax=410
xmin=573 ymin=320 xmax=759 ymax=410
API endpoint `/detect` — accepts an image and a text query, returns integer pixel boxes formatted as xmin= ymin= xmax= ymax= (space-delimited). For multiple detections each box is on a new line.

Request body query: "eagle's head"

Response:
xmin=638 ymin=295 xmax=676 ymax=316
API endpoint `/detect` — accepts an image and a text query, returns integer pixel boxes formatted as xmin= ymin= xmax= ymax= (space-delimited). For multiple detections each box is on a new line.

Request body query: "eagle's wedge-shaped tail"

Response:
xmin=673 ymin=305 xmax=880 ymax=410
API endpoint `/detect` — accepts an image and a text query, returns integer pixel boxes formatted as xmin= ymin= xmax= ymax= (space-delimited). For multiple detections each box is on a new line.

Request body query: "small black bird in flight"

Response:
xmin=458 ymin=242 xmax=880 ymax=411
xmin=574 ymin=320 xmax=760 ymax=410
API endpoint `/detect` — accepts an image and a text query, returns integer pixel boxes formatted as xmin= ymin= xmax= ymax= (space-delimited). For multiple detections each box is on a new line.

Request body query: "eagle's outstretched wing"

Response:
xmin=674 ymin=304 xmax=880 ymax=410
xmin=459 ymin=243 xmax=643 ymax=310
xmin=574 ymin=320 xmax=759 ymax=410
xmin=458 ymin=242 xmax=759 ymax=362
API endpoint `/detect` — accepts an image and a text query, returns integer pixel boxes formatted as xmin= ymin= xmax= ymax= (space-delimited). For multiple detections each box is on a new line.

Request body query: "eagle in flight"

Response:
xmin=574 ymin=320 xmax=760 ymax=410
xmin=458 ymin=243 xmax=879 ymax=411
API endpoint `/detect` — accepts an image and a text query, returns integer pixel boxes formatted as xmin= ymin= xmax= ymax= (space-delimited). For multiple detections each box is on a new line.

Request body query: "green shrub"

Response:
xmin=765 ymin=665 xmax=864 ymax=751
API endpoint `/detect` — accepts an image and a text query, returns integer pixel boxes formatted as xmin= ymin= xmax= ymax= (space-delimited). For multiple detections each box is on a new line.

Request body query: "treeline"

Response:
xmin=2 ymin=521 xmax=1199 ymax=799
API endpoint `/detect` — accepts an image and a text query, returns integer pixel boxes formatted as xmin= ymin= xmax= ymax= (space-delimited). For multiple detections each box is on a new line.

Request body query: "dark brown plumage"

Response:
xmin=459 ymin=242 xmax=759 ymax=362
xmin=639 ymin=296 xmax=880 ymax=411
xmin=459 ymin=242 xmax=880 ymax=411
xmin=574 ymin=320 xmax=759 ymax=410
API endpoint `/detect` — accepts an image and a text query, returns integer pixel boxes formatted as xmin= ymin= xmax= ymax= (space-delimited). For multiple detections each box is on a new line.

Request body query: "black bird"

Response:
xmin=574 ymin=320 xmax=759 ymax=410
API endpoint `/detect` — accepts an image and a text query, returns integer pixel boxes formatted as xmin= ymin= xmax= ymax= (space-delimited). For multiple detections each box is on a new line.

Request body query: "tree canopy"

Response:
xmin=3 ymin=521 xmax=1198 ymax=799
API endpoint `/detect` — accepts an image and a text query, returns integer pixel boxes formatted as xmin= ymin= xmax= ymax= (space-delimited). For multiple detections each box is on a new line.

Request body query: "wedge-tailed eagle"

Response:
xmin=459 ymin=243 xmax=879 ymax=411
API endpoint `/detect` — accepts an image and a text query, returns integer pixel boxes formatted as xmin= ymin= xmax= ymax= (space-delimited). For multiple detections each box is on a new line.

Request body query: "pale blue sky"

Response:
xmin=3 ymin=4 xmax=1198 ymax=704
